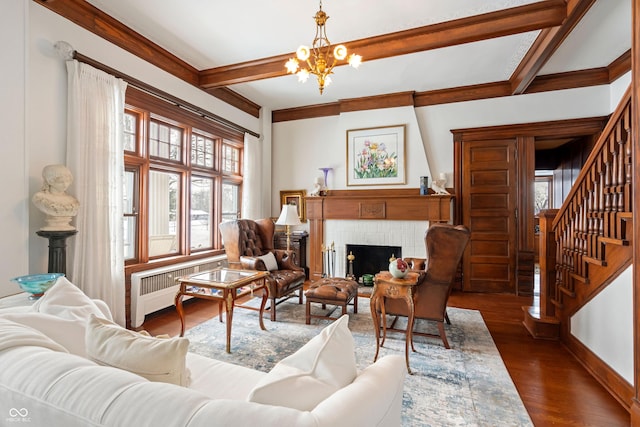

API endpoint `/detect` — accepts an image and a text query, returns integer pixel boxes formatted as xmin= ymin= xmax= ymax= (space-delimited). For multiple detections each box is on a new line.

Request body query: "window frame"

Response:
xmin=124 ymin=87 xmax=244 ymax=269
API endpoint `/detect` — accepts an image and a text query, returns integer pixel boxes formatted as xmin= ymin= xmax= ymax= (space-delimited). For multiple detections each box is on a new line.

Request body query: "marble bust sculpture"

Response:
xmin=32 ymin=164 xmax=80 ymax=231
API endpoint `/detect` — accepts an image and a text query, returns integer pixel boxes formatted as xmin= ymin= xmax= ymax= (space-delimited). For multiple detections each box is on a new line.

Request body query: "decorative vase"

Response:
xmin=389 ymin=258 xmax=408 ymax=279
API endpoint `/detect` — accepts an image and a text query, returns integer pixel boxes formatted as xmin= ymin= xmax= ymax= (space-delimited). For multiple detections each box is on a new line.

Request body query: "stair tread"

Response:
xmin=522 ymin=305 xmax=560 ymax=323
xmin=600 ymin=236 xmax=629 ymax=246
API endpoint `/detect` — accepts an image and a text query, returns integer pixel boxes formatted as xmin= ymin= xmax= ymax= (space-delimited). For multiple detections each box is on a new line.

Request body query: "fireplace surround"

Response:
xmin=306 ymin=189 xmax=454 ymax=280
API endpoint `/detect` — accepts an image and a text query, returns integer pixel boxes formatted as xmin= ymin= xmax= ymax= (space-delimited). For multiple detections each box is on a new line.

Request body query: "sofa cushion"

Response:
xmin=31 ymin=276 xmax=112 ymax=321
xmin=85 ymin=314 xmax=190 ymax=386
xmin=247 ymin=314 xmax=357 ymax=411
xmin=256 ymin=252 xmax=278 ymax=271
xmin=0 ymin=312 xmax=87 ymax=356
xmin=0 ymin=317 xmax=69 ymax=353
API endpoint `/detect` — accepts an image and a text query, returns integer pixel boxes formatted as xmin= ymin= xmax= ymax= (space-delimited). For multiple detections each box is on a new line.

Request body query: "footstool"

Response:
xmin=305 ymin=277 xmax=359 ymax=324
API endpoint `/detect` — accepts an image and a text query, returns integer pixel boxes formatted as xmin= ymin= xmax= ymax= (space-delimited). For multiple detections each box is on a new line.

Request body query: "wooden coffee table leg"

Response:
xmin=175 ymin=292 xmax=186 ymax=337
xmin=258 ymin=282 xmax=268 ymax=331
xmin=225 ymin=291 xmax=234 ymax=353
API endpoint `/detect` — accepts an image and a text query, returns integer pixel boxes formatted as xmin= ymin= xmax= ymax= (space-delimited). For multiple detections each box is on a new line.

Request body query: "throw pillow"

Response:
xmin=247 ymin=314 xmax=357 ymax=411
xmin=85 ymin=314 xmax=191 ymax=386
xmin=256 ymin=252 xmax=279 ymax=271
xmin=31 ymin=276 xmax=112 ymax=321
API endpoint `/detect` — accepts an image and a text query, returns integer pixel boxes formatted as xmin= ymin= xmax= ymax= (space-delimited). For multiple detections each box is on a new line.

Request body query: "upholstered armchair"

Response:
xmin=380 ymin=223 xmax=470 ymax=348
xmin=219 ymin=218 xmax=306 ymax=321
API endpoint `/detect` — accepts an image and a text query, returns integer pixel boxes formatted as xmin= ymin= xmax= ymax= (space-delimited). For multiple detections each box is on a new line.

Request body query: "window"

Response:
xmin=221 ymin=182 xmax=240 ymax=221
xmin=534 ymin=175 xmax=553 ymax=215
xmin=123 ymin=88 xmax=244 ymax=265
xmin=123 ymin=168 xmax=138 ymax=260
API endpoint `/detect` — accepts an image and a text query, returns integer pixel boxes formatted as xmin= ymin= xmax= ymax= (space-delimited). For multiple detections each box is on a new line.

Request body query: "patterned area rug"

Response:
xmin=185 ymin=297 xmax=533 ymax=426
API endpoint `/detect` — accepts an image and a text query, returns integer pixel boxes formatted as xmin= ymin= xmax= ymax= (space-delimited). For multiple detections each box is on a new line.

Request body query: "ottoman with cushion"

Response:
xmin=305 ymin=278 xmax=359 ymax=324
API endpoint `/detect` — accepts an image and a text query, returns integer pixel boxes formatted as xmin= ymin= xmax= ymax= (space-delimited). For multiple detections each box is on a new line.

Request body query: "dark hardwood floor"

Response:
xmin=142 ymin=289 xmax=630 ymax=427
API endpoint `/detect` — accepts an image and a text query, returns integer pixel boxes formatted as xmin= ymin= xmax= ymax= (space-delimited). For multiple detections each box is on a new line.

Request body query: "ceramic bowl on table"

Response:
xmin=11 ymin=273 xmax=64 ymax=299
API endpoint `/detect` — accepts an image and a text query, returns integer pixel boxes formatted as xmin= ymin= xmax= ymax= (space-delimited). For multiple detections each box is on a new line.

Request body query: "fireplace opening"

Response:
xmin=345 ymin=244 xmax=401 ymax=282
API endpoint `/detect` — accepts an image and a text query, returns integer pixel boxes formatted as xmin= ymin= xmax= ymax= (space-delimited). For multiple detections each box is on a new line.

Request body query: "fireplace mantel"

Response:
xmin=305 ymin=188 xmax=454 ymax=280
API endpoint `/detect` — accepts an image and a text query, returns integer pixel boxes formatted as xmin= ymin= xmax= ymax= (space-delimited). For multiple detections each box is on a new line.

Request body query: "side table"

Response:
xmin=371 ymin=271 xmax=421 ymax=374
xmin=274 ymin=230 xmax=308 ymax=279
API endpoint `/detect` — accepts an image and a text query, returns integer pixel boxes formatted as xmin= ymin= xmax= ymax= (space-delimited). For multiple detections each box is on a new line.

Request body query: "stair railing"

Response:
xmin=550 ymin=86 xmax=632 ymax=311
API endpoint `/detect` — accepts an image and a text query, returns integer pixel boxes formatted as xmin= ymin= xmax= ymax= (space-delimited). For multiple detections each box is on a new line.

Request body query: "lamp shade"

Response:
xmin=276 ymin=204 xmax=301 ymax=226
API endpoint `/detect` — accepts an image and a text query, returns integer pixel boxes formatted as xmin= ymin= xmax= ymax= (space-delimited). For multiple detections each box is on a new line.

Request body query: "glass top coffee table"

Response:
xmin=175 ymin=268 xmax=269 ymax=353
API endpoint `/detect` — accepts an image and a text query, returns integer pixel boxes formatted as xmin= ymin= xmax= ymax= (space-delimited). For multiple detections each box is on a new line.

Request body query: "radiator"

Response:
xmin=130 ymin=255 xmax=227 ymax=327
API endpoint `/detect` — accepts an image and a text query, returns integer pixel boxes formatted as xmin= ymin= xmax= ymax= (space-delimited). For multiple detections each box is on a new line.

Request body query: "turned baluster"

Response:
xmin=616 ymin=124 xmax=625 ymax=213
xmin=597 ymin=165 xmax=605 ymax=237
xmin=586 ymin=171 xmax=594 ymax=235
xmin=623 ymin=106 xmax=632 ymax=211
xmin=609 ymin=134 xmax=619 ymax=213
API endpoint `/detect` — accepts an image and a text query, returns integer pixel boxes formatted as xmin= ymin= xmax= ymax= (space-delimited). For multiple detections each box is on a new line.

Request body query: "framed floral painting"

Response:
xmin=346 ymin=124 xmax=406 ymax=186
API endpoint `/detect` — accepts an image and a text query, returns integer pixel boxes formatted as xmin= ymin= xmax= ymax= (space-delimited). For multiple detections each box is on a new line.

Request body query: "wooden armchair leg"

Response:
xmin=438 ymin=321 xmax=450 ymax=349
xmin=445 ymin=310 xmax=451 ymax=325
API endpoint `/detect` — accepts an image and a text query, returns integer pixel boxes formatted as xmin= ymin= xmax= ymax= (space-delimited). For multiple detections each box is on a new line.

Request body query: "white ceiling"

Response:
xmin=85 ymin=0 xmax=631 ymax=112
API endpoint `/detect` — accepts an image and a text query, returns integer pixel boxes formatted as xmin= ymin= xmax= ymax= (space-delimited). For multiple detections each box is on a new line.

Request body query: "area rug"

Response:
xmin=185 ymin=298 xmax=533 ymax=426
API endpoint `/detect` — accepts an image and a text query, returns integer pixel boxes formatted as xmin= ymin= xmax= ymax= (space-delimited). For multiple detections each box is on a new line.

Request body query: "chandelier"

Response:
xmin=285 ymin=1 xmax=362 ymax=94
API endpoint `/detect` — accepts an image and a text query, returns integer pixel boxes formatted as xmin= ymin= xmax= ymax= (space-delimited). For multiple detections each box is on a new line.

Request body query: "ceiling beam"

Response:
xmin=33 ymin=0 xmax=200 ymax=86
xmin=510 ymin=0 xmax=597 ymax=95
xmin=273 ymin=51 xmax=632 ymax=123
xmin=199 ymin=0 xmax=567 ymax=88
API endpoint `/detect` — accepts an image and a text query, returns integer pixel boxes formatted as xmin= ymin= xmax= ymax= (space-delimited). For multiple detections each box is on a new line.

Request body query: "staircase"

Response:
xmin=523 ymin=86 xmax=634 ymax=408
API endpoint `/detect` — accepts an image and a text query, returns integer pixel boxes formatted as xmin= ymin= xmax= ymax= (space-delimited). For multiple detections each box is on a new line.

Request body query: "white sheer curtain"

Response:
xmin=65 ymin=60 xmax=127 ymax=326
xmin=241 ymin=132 xmax=261 ymax=219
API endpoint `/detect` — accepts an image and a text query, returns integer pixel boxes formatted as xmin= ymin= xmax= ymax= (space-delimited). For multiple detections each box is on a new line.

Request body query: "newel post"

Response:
xmin=538 ymin=209 xmax=559 ymax=319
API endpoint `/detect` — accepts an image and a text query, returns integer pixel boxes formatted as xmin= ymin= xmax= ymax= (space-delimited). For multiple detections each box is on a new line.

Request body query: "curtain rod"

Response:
xmin=67 ymin=49 xmax=260 ymax=139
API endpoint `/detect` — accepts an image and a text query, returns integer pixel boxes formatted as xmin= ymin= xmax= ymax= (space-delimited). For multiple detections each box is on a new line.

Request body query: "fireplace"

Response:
xmin=305 ymin=189 xmax=453 ymax=280
xmin=345 ymin=244 xmax=401 ymax=282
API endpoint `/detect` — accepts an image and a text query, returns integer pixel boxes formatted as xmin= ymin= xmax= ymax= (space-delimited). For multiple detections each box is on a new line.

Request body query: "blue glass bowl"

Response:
xmin=11 ymin=273 xmax=64 ymax=297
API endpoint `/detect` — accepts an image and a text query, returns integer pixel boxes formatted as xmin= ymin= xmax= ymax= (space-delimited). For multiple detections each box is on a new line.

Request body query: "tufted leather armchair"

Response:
xmin=379 ymin=223 xmax=470 ymax=348
xmin=219 ymin=218 xmax=306 ymax=321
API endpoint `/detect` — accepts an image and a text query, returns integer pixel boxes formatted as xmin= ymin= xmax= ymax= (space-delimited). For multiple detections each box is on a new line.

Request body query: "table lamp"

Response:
xmin=276 ymin=204 xmax=301 ymax=251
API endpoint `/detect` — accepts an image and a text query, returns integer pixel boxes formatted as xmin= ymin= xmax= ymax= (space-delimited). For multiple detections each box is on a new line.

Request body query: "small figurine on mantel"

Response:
xmin=309 ymin=176 xmax=325 ymax=196
xmin=32 ymin=164 xmax=80 ymax=231
xmin=432 ymin=172 xmax=450 ymax=195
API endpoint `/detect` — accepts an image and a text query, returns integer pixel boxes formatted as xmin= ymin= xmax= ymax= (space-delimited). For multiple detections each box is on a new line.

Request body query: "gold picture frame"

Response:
xmin=279 ymin=189 xmax=307 ymax=223
xmin=346 ymin=124 xmax=406 ymax=186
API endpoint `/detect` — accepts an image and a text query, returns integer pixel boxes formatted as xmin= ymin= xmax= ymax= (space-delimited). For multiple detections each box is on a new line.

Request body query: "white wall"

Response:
xmin=0 ymin=0 xmax=29 ymax=297
xmin=0 ymin=3 xmax=262 ymax=297
xmin=272 ymin=105 xmax=433 ymax=224
xmin=571 ymin=265 xmax=634 ymax=383
xmin=610 ymin=71 xmax=632 ymax=111
xmin=415 ymin=86 xmax=611 ymax=179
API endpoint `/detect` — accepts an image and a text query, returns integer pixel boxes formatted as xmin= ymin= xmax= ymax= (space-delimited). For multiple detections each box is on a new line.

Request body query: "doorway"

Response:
xmin=452 ymin=117 xmax=607 ymax=295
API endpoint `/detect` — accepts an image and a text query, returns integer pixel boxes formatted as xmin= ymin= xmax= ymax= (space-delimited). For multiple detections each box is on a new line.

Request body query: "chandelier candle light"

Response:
xmin=285 ymin=1 xmax=362 ymax=94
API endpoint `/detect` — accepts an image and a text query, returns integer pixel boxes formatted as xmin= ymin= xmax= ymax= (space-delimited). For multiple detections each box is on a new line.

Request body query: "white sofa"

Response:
xmin=0 ymin=278 xmax=406 ymax=427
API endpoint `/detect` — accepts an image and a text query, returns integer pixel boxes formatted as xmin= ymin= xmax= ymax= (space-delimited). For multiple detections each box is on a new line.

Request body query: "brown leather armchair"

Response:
xmin=380 ymin=223 xmax=470 ymax=348
xmin=219 ymin=218 xmax=305 ymax=321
